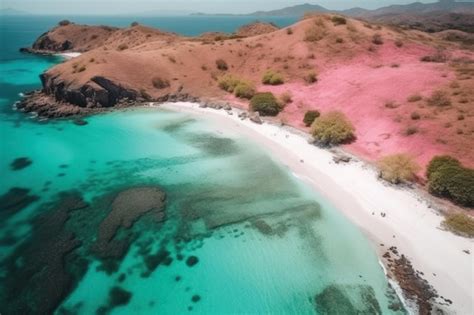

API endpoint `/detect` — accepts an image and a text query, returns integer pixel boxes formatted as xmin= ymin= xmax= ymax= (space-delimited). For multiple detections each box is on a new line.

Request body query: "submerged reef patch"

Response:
xmin=10 ymin=157 xmax=33 ymax=170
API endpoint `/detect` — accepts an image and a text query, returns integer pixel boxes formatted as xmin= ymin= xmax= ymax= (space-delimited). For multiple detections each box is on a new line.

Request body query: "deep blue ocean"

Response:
xmin=0 ymin=15 xmax=406 ymax=314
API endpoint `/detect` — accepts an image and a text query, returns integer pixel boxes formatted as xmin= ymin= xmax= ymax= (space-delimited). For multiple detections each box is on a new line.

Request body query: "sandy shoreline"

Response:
xmin=162 ymin=102 xmax=473 ymax=314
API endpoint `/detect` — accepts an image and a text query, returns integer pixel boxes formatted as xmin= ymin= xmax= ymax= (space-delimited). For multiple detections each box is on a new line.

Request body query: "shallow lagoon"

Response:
xmin=0 ymin=15 xmax=405 ymax=314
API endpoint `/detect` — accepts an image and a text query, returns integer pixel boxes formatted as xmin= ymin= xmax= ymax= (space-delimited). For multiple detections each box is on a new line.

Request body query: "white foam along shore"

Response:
xmin=161 ymin=102 xmax=473 ymax=315
xmin=56 ymin=52 xmax=82 ymax=59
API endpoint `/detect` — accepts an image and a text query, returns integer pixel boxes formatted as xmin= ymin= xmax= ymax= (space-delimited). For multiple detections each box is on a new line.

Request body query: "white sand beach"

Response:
xmin=162 ymin=102 xmax=473 ymax=315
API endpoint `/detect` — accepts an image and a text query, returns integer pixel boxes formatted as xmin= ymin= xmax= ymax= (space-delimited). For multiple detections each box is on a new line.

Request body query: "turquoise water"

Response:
xmin=0 ymin=15 xmax=405 ymax=314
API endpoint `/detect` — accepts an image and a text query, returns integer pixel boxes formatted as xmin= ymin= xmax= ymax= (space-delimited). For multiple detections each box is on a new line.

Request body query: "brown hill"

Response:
xmin=19 ymin=15 xmax=474 ymax=169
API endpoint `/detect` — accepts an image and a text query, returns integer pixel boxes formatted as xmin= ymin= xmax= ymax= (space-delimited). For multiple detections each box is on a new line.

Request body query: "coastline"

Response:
xmin=161 ymin=102 xmax=473 ymax=314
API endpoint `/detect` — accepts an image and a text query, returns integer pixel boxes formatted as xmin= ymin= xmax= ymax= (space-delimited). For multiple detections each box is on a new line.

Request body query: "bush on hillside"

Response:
xmin=152 ymin=77 xmax=170 ymax=89
xmin=216 ymin=59 xmax=228 ymax=71
xmin=218 ymin=75 xmax=255 ymax=99
xmin=372 ymin=34 xmax=384 ymax=45
xmin=378 ymin=154 xmax=420 ymax=184
xmin=310 ymin=111 xmax=355 ymax=145
xmin=303 ymin=110 xmax=320 ymax=127
xmin=427 ymin=90 xmax=451 ymax=107
xmin=58 ymin=20 xmax=71 ymax=26
xmin=305 ymin=24 xmax=327 ymax=42
xmin=262 ymin=70 xmax=284 ymax=85
xmin=420 ymin=50 xmax=448 ymax=63
xmin=131 ymin=21 xmax=139 ymax=27
xmin=443 ymin=213 xmax=474 ymax=237
xmin=331 ymin=16 xmax=347 ymax=26
xmin=427 ymin=156 xmax=474 ymax=207
xmin=117 ymin=43 xmax=129 ymax=51
xmin=426 ymin=155 xmax=461 ymax=179
xmin=234 ymin=82 xmax=256 ymax=99
xmin=304 ymin=72 xmax=318 ymax=84
xmin=250 ymin=92 xmax=282 ymax=116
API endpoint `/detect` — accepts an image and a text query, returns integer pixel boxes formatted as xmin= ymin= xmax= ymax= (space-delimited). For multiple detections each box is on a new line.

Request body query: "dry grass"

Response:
xmin=378 ymin=153 xmax=420 ymax=184
xmin=443 ymin=213 xmax=474 ymax=238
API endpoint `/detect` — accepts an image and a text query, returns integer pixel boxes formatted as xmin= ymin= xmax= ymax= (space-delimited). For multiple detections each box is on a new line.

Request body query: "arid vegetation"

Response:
xmin=262 ymin=70 xmax=284 ymax=85
xmin=378 ymin=154 xmax=420 ymax=184
xmin=311 ymin=111 xmax=355 ymax=145
xmin=427 ymin=156 xmax=474 ymax=207
xmin=218 ymin=75 xmax=255 ymax=99
xmin=303 ymin=110 xmax=320 ymax=127
xmin=250 ymin=92 xmax=282 ymax=116
xmin=442 ymin=213 xmax=474 ymax=238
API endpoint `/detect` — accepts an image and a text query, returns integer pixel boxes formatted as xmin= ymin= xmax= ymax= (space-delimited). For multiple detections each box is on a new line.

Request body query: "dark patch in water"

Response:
xmin=59 ymin=164 xmax=69 ymax=169
xmin=186 ymin=256 xmax=199 ymax=267
xmin=188 ymin=134 xmax=238 ymax=156
xmin=10 ymin=157 xmax=32 ymax=170
xmin=175 ymin=275 xmax=182 ymax=282
xmin=118 ymin=273 xmax=126 ymax=283
xmin=143 ymin=248 xmax=172 ymax=275
xmin=73 ymin=118 xmax=88 ymax=126
xmin=58 ymin=173 xmax=66 ymax=177
xmin=97 ymin=287 xmax=132 ymax=315
xmin=191 ymin=295 xmax=201 ymax=303
xmin=0 ymin=192 xmax=88 ymax=315
xmin=314 ymin=285 xmax=382 ymax=315
xmin=90 ymin=187 xmax=166 ymax=270
xmin=160 ymin=118 xmax=196 ymax=133
xmin=0 ymin=187 xmax=39 ymax=220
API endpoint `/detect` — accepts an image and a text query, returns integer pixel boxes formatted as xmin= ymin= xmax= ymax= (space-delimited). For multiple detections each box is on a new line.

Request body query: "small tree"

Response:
xmin=426 ymin=155 xmax=474 ymax=207
xmin=303 ymin=110 xmax=320 ymax=127
xmin=311 ymin=111 xmax=355 ymax=145
xmin=234 ymin=82 xmax=256 ymax=99
xmin=262 ymin=70 xmax=284 ymax=85
xmin=250 ymin=92 xmax=282 ymax=116
xmin=378 ymin=154 xmax=420 ymax=184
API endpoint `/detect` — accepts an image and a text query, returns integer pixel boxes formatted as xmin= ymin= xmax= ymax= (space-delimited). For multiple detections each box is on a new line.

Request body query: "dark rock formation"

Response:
xmin=10 ymin=157 xmax=33 ymax=170
xmin=0 ymin=192 xmax=88 ymax=315
xmin=0 ymin=187 xmax=39 ymax=221
xmin=90 ymin=187 xmax=166 ymax=260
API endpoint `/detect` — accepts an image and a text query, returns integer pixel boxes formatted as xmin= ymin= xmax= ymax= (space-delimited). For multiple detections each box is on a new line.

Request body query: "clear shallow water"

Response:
xmin=0 ymin=15 xmax=405 ymax=314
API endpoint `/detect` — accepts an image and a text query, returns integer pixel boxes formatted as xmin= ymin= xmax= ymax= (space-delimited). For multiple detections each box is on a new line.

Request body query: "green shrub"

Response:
xmin=286 ymin=27 xmax=293 ymax=35
xmin=234 ymin=82 xmax=256 ymax=99
xmin=218 ymin=75 xmax=255 ymax=99
xmin=152 ymin=77 xmax=170 ymax=89
xmin=427 ymin=156 xmax=474 ymax=207
xmin=216 ymin=59 xmax=228 ymax=71
xmin=218 ymin=74 xmax=240 ymax=92
xmin=78 ymin=65 xmax=86 ymax=72
xmin=131 ymin=21 xmax=139 ymax=27
xmin=331 ymin=16 xmax=347 ymax=26
xmin=303 ymin=110 xmax=320 ymax=127
xmin=443 ymin=213 xmax=474 ymax=237
xmin=250 ymin=92 xmax=282 ymax=116
xmin=426 ymin=155 xmax=461 ymax=179
xmin=378 ymin=154 xmax=420 ymax=184
xmin=311 ymin=111 xmax=355 ymax=145
xmin=427 ymin=90 xmax=451 ymax=107
xmin=262 ymin=70 xmax=284 ymax=85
